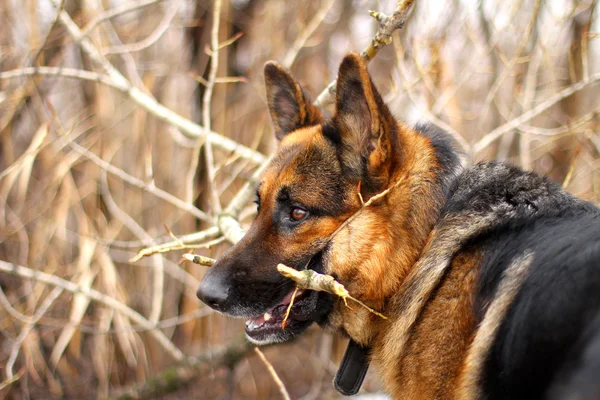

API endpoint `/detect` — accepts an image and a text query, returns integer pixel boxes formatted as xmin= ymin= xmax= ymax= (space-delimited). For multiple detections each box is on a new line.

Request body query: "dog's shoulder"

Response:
xmin=444 ymin=161 xmax=594 ymax=218
xmin=441 ymin=161 xmax=600 ymax=398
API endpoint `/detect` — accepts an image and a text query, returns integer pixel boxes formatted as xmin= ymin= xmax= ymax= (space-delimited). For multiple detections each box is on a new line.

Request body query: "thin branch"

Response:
xmin=362 ymin=1 xmax=415 ymax=61
xmin=520 ymin=107 xmax=599 ymax=136
xmin=0 ymin=67 xmax=120 ymax=90
xmin=277 ymin=265 xmax=387 ymax=320
xmin=473 ymin=72 xmax=600 ymax=154
xmin=201 ymin=0 xmax=223 ymax=212
xmin=282 ymin=0 xmax=337 ymax=69
xmin=391 ymin=41 xmax=470 ymax=152
xmin=103 ymin=0 xmax=180 ymax=55
xmin=0 ymin=285 xmax=36 ymax=325
xmin=477 ymin=0 xmax=541 ymax=134
xmin=130 ymin=226 xmax=221 ymax=261
xmin=0 ymin=370 xmax=24 ymax=392
xmin=99 ymin=166 xmax=164 ymax=323
xmin=563 ymin=146 xmax=581 ymax=189
xmin=182 ymin=253 xmax=216 ymax=267
xmin=518 ymin=48 xmax=542 ymax=169
xmin=0 ymin=260 xmax=185 ymax=362
xmin=189 ymin=73 xmax=248 ymax=86
xmin=80 ymin=0 xmax=163 ymax=38
xmin=77 ymin=308 xmax=213 ymax=334
xmin=50 ymin=0 xmax=267 ymax=165
xmin=6 ymin=287 xmax=64 ymax=379
xmin=67 ymin=140 xmax=212 ymax=223
xmin=314 ymin=0 xmax=415 ymax=106
xmin=31 ymin=0 xmax=66 ymax=64
xmin=254 ymin=348 xmax=291 ymax=400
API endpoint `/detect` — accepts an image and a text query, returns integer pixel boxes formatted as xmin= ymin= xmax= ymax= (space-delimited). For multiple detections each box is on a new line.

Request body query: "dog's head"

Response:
xmin=197 ymin=53 xmax=404 ymax=345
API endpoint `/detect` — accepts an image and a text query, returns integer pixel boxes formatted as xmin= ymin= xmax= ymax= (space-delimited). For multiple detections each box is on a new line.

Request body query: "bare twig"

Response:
xmin=478 ymin=0 xmax=541 ymax=134
xmin=282 ymin=0 xmax=337 ymax=68
xmin=281 ymin=286 xmax=300 ymax=329
xmin=0 ymin=121 xmax=49 ymax=181
xmin=520 ymin=107 xmax=600 ymax=137
xmin=518 ymin=48 xmax=542 ymax=169
xmin=391 ymin=41 xmax=470 ymax=152
xmin=6 ymin=287 xmax=64 ymax=379
xmin=0 ymin=260 xmax=185 ymax=362
xmin=472 ymin=72 xmax=600 ymax=154
xmin=67 ymin=140 xmax=212 ymax=223
xmin=0 ymin=66 xmax=122 ymax=90
xmin=277 ymin=265 xmax=387 ymax=320
xmin=314 ymin=0 xmax=415 ymax=106
xmin=31 ymin=0 xmax=66 ymax=64
xmin=362 ymin=1 xmax=415 ymax=61
xmin=50 ymin=0 xmax=267 ymax=164
xmin=254 ymin=348 xmax=291 ymax=400
xmin=130 ymin=226 xmax=221 ymax=262
xmin=99 ymin=165 xmax=164 ymax=323
xmin=189 ymin=73 xmax=248 ymax=86
xmin=103 ymin=0 xmax=180 ymax=55
xmin=80 ymin=0 xmax=163 ymax=38
xmin=0 ymin=370 xmax=24 ymax=392
xmin=182 ymin=253 xmax=216 ymax=267
xmin=198 ymin=0 xmax=222 ymax=211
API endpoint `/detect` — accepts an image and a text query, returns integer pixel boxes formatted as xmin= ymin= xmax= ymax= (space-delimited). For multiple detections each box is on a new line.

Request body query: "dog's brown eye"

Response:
xmin=291 ymin=207 xmax=307 ymax=221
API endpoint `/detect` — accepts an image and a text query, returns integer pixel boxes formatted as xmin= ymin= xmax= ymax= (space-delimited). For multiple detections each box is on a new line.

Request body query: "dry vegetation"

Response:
xmin=0 ymin=0 xmax=599 ymax=398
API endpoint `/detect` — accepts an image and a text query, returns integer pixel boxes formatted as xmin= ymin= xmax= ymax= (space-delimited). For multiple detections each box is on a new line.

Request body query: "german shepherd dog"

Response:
xmin=197 ymin=53 xmax=600 ymax=399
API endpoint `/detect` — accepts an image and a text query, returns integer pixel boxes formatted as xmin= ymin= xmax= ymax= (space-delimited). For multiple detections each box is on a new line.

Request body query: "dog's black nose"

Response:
xmin=196 ymin=274 xmax=228 ymax=311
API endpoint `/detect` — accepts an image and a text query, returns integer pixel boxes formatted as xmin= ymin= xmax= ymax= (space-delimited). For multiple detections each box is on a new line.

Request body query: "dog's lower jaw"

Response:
xmin=246 ymin=333 xmax=280 ymax=346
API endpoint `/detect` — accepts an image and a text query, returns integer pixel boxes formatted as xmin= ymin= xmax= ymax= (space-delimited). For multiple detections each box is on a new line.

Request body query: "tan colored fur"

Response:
xmin=376 ymin=249 xmax=481 ymax=399
xmin=326 ymin=127 xmax=442 ymax=345
xmin=456 ymin=252 xmax=534 ymax=400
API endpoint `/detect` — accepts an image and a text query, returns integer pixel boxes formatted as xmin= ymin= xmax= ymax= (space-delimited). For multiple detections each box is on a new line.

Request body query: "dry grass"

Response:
xmin=0 ymin=0 xmax=599 ymax=398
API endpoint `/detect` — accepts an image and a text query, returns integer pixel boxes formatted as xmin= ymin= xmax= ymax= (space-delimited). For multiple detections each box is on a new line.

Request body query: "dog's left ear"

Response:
xmin=332 ymin=53 xmax=396 ymax=188
xmin=264 ymin=62 xmax=323 ymax=140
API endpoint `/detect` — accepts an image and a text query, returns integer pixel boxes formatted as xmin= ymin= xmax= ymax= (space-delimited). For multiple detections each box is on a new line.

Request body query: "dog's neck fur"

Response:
xmin=370 ymin=125 xmax=468 ymax=395
xmin=327 ymin=124 xmax=466 ymax=347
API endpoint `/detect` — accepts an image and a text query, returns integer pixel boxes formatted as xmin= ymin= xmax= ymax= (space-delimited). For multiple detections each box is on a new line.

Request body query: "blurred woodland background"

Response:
xmin=0 ymin=0 xmax=599 ymax=398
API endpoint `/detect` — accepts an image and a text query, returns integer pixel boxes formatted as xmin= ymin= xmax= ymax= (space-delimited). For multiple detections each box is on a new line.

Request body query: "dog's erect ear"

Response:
xmin=264 ymin=62 xmax=323 ymax=140
xmin=332 ymin=53 xmax=396 ymax=188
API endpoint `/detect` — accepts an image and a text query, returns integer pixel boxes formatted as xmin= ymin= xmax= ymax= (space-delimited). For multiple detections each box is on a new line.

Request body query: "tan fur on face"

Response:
xmin=257 ymin=125 xmax=356 ymax=265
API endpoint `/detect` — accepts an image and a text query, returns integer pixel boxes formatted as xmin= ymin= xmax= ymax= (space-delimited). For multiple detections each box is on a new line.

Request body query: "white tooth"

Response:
xmin=264 ymin=312 xmax=271 ymax=321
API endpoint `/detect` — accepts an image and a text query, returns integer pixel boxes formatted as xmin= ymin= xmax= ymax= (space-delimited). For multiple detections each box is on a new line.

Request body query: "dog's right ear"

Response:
xmin=332 ymin=53 xmax=397 ymax=191
xmin=264 ymin=62 xmax=323 ymax=140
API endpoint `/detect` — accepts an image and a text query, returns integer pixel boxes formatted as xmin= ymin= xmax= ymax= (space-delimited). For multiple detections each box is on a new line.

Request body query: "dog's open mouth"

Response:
xmin=244 ymin=251 xmax=334 ymax=344
xmin=245 ymin=285 xmax=322 ymax=344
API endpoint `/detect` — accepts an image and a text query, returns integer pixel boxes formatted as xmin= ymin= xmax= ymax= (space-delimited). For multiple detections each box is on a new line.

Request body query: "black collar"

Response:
xmin=333 ymin=339 xmax=371 ymax=396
